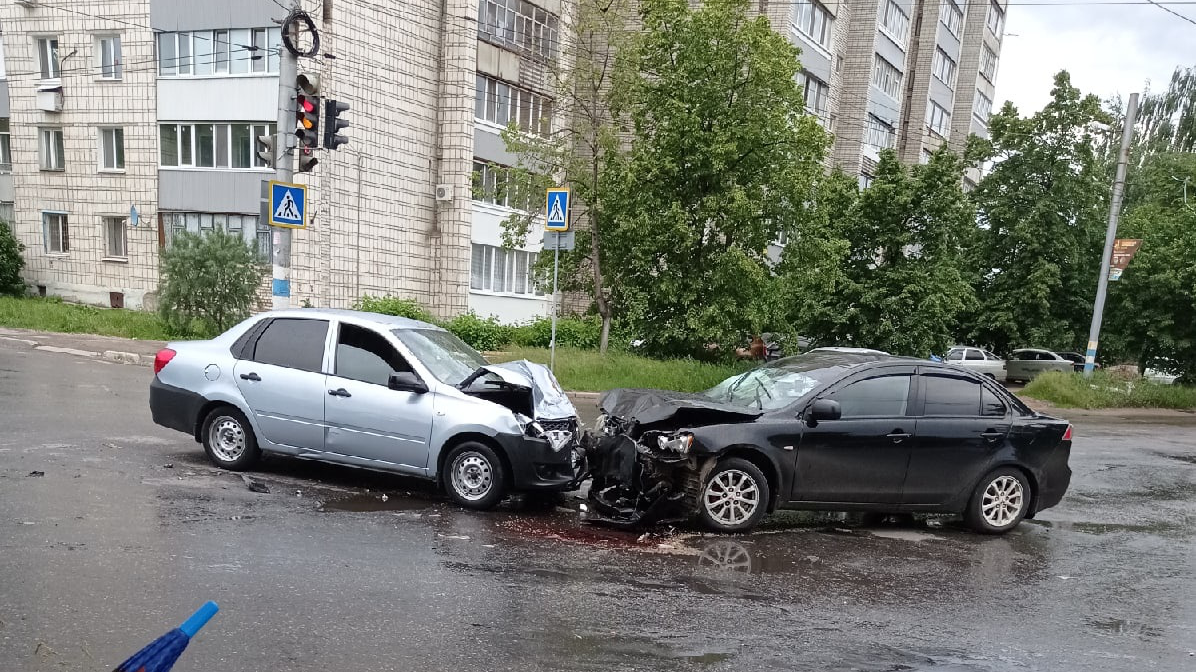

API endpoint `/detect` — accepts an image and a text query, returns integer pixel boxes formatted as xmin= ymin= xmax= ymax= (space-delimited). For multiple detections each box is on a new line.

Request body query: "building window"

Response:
xmin=37 ymin=37 xmax=60 ymax=80
xmin=99 ymin=128 xmax=125 ymax=171
xmin=932 ymin=47 xmax=957 ymax=88
xmin=799 ymin=71 xmax=830 ymax=119
xmin=474 ymin=74 xmax=553 ymax=136
xmin=471 ymin=243 xmax=542 ymax=296
xmin=0 ymin=202 xmax=13 ymax=223
xmin=921 ymin=149 xmax=933 ymax=164
xmin=926 ymin=101 xmax=951 ymax=136
xmin=473 ymin=160 xmax=537 ymax=211
xmin=974 ymin=91 xmax=993 ymax=123
xmin=866 ymin=115 xmax=895 ymax=150
xmin=160 ymin=123 xmax=275 ymax=169
xmin=980 ymin=44 xmax=998 ymax=82
xmin=872 ymin=55 xmax=902 ymax=99
xmin=792 ymin=0 xmax=833 ymax=51
xmin=162 ymin=212 xmax=269 ymax=260
xmin=0 ymin=119 xmax=11 ymax=173
xmin=941 ymin=0 xmax=963 ymax=37
xmin=879 ymin=0 xmax=910 ymax=46
xmin=859 ymin=174 xmax=874 ymax=190
xmin=477 ymin=0 xmax=560 ymax=60
xmin=158 ymin=29 xmax=280 ymax=77
xmin=986 ymin=1 xmax=1005 ymax=37
xmin=0 ymin=36 xmax=7 ymax=80
xmin=97 ymin=36 xmax=122 ymax=79
xmin=103 ymin=217 xmax=128 ymax=258
xmin=39 ymin=128 xmax=65 ymax=171
xmin=43 ymin=212 xmax=69 ymax=253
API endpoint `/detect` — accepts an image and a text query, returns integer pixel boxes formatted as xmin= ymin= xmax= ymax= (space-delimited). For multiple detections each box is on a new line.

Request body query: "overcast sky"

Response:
xmin=994 ymin=1 xmax=1193 ymax=114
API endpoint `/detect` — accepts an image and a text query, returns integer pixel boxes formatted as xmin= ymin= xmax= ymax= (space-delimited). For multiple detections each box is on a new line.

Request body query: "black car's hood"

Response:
xmin=599 ymin=388 xmax=762 ymax=427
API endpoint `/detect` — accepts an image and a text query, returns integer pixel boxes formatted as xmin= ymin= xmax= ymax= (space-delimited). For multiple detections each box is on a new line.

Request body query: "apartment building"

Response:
xmin=784 ymin=0 xmax=1006 ymax=186
xmin=0 ymin=0 xmax=554 ymax=322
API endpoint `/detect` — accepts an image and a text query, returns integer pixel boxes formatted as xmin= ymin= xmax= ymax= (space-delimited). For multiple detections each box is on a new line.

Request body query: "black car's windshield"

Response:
xmin=704 ymin=353 xmax=886 ymax=410
xmin=393 ymin=328 xmax=487 ymax=385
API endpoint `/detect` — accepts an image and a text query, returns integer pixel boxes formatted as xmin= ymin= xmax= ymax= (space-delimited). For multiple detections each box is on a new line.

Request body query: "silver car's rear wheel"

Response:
xmin=201 ymin=407 xmax=259 ymax=471
xmin=442 ymin=441 xmax=508 ymax=510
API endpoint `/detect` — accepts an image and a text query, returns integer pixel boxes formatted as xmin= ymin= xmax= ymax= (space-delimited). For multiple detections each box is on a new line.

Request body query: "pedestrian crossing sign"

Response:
xmin=269 ymin=181 xmax=307 ymax=229
xmin=545 ymin=188 xmax=570 ymax=231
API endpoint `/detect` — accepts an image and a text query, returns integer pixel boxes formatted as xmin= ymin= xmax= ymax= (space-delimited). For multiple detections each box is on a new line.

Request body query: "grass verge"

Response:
xmin=489 ymin=346 xmax=751 ymax=393
xmin=0 ymin=296 xmax=171 ymax=341
xmin=1023 ymin=371 xmax=1196 ymax=410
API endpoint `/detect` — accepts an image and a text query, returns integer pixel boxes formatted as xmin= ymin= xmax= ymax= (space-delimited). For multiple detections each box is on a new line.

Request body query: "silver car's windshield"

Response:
xmin=393 ymin=328 xmax=487 ymax=385
xmin=704 ymin=353 xmax=885 ymax=410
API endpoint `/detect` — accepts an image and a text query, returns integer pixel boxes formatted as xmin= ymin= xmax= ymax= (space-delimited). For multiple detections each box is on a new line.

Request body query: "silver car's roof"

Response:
xmin=261 ymin=308 xmax=444 ymax=331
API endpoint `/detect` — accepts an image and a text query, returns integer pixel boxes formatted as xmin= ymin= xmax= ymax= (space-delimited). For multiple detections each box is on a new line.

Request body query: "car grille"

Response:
xmin=539 ymin=418 xmax=578 ymax=451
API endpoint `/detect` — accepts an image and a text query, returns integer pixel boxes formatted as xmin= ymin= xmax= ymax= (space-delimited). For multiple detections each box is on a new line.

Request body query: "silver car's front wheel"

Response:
xmin=442 ymin=441 xmax=508 ymax=510
xmin=201 ymin=407 xmax=259 ymax=471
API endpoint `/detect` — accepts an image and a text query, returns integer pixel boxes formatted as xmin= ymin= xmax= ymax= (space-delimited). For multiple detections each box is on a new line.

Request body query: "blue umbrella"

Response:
xmin=113 ymin=601 xmax=218 ymax=672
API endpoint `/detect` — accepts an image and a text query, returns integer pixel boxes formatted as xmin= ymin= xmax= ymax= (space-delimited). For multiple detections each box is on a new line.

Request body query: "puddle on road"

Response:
xmin=1159 ymin=453 xmax=1196 ymax=465
xmin=1085 ymin=617 xmax=1163 ymax=640
xmin=321 ymin=493 xmax=435 ymax=513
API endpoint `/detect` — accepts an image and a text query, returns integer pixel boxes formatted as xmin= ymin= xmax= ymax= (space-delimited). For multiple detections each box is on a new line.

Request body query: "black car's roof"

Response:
xmin=769 ymin=351 xmax=924 ymax=370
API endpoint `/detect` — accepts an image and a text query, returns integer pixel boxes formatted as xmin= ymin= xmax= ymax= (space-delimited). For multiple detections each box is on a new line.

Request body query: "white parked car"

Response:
xmin=1006 ymin=348 xmax=1075 ymax=384
xmin=944 ymin=346 xmax=1007 ymax=383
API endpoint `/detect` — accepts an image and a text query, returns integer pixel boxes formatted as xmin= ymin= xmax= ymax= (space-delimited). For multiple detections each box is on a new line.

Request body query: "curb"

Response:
xmin=103 ymin=350 xmax=146 ymax=366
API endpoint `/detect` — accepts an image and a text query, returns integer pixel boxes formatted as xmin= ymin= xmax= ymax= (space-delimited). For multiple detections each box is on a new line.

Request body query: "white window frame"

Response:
xmin=932 ymin=47 xmax=957 ymax=88
xmin=470 ymin=243 xmax=542 ymax=296
xmin=792 ymin=0 xmax=833 ymax=52
xmin=39 ymin=127 xmax=65 ymax=171
xmin=159 ymin=122 xmax=276 ymax=170
xmin=941 ymin=0 xmax=963 ymax=37
xmin=102 ymin=216 xmax=128 ymax=260
xmin=474 ymin=74 xmax=553 ymax=137
xmin=879 ymin=0 xmax=910 ymax=47
xmin=96 ymin=35 xmax=122 ymax=80
xmin=36 ymin=36 xmax=60 ymax=81
xmin=921 ymin=149 xmax=933 ymax=164
xmin=799 ymin=71 xmax=830 ymax=119
xmin=163 ymin=212 xmax=269 ymax=259
xmin=980 ymin=44 xmax=998 ymax=82
xmin=158 ymin=29 xmax=280 ymax=78
xmin=477 ymin=0 xmax=560 ymax=61
xmin=986 ymin=1 xmax=1005 ymax=37
xmin=974 ymin=90 xmax=993 ymax=123
xmin=871 ymin=55 xmax=902 ymax=99
xmin=926 ymin=101 xmax=951 ymax=136
xmin=43 ymin=211 xmax=69 ymax=254
xmin=866 ymin=115 xmax=895 ymax=150
xmin=99 ymin=127 xmax=125 ymax=171
xmin=0 ymin=119 xmax=11 ymax=173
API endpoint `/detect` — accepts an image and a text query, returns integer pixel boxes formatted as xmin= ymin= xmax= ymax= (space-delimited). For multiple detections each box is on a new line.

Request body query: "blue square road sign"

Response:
xmin=270 ymin=181 xmax=307 ymax=229
xmin=545 ymin=188 xmax=570 ymax=231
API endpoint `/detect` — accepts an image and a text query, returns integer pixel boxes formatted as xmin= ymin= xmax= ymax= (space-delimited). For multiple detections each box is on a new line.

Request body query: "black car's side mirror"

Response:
xmin=388 ymin=371 xmax=428 ymax=394
xmin=805 ymin=398 xmax=842 ymax=425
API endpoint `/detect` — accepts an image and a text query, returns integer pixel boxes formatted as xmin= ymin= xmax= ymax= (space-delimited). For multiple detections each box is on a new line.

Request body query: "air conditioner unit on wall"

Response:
xmin=435 ymin=184 xmax=453 ymax=201
xmin=36 ymin=87 xmax=63 ymax=113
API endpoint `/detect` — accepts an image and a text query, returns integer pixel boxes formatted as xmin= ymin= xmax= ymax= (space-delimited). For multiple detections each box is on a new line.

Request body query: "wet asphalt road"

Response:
xmin=1 ymin=346 xmax=1195 ymax=672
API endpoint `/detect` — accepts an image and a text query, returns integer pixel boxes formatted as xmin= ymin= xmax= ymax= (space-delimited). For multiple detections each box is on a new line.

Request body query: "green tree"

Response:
xmin=498 ymin=0 xmax=639 ymax=353
xmin=967 ymin=71 xmax=1112 ymax=354
xmin=158 ymin=230 xmax=264 ymax=336
xmin=0 ymin=217 xmax=25 ymax=296
xmin=605 ymin=0 xmax=828 ymax=354
xmin=1101 ymin=153 xmax=1196 ymax=379
xmin=793 ymin=149 xmax=975 ymax=356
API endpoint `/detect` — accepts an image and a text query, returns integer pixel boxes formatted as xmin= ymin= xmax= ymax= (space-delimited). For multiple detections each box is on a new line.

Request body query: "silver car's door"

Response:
xmin=323 ymin=321 xmax=434 ymax=472
xmin=232 ymin=317 xmax=330 ymax=450
xmin=1006 ymin=351 xmax=1032 ymax=382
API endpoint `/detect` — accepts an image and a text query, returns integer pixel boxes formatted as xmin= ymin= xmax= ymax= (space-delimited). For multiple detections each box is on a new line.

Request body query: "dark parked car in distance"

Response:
xmin=584 ymin=351 xmax=1073 ymax=534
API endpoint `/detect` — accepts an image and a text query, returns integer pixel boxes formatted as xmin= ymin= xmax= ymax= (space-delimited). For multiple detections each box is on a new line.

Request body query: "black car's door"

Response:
xmin=901 ymin=369 xmax=1012 ymax=506
xmin=791 ymin=365 xmax=917 ymax=504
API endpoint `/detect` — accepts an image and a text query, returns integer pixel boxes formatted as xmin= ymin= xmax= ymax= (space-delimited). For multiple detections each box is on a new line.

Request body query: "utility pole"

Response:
xmin=272 ymin=1 xmax=301 ymax=310
xmin=1084 ymin=92 xmax=1138 ymax=376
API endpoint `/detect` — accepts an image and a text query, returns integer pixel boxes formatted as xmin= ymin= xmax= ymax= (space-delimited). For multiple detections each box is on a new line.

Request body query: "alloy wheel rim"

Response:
xmin=451 ymin=452 xmax=493 ymax=501
xmin=209 ymin=417 xmax=246 ymax=462
xmin=981 ymin=475 xmax=1024 ymax=528
xmin=703 ymin=469 xmax=760 ymax=526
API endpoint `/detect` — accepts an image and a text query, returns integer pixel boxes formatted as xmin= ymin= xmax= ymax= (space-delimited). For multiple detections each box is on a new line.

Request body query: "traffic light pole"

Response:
xmin=271 ymin=3 xmax=300 ymax=310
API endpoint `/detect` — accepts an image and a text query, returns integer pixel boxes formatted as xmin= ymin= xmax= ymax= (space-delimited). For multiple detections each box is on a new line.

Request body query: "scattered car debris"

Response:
xmin=163 ymin=463 xmax=174 ymax=469
xmin=381 ymin=494 xmax=389 ymax=502
xmin=239 ymin=474 xmax=269 ymax=494
xmin=27 ymin=470 xmax=45 ymax=477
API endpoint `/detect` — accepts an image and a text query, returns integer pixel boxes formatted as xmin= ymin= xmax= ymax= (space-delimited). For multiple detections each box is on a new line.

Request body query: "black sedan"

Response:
xmin=583 ymin=351 xmax=1072 ymax=534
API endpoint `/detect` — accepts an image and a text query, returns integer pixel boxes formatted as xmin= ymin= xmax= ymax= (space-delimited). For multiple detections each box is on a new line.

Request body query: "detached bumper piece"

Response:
xmin=581 ymin=433 xmax=693 ymax=528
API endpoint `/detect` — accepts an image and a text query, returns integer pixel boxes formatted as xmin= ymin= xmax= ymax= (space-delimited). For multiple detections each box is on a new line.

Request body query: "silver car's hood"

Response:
xmin=483 ymin=360 xmax=578 ymax=421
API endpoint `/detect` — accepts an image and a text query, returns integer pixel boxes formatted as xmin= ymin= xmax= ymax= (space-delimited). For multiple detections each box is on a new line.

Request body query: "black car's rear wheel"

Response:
xmin=696 ymin=458 xmax=770 ymax=533
xmin=966 ymin=467 xmax=1030 ymax=534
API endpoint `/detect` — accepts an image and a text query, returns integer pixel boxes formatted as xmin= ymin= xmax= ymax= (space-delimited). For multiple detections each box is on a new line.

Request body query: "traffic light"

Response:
xmin=323 ymin=99 xmax=350 ymax=150
xmin=295 ymin=72 xmax=321 ymax=150
xmin=255 ymin=133 xmax=277 ymax=168
xmin=298 ymin=147 xmax=318 ymax=173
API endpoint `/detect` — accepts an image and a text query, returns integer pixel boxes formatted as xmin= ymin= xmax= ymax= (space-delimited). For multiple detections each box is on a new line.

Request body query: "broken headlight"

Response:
xmin=525 ymin=420 xmax=545 ymax=438
xmin=657 ymin=433 xmax=693 ymax=455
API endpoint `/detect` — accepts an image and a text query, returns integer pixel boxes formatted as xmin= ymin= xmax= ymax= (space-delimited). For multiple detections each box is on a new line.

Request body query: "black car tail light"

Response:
xmin=1062 ymin=424 xmax=1073 ymax=441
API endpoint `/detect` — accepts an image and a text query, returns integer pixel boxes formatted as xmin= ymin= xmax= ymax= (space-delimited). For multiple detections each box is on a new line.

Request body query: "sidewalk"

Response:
xmin=0 ymin=326 xmax=166 ymax=366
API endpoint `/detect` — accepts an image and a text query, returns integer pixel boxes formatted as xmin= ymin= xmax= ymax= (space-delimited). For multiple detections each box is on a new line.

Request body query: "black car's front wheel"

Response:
xmin=966 ymin=467 xmax=1030 ymax=534
xmin=696 ymin=458 xmax=770 ymax=533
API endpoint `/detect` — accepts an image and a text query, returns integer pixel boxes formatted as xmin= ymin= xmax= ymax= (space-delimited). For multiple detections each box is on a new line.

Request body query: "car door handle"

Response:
xmin=887 ymin=430 xmax=911 ymax=443
xmin=981 ymin=430 xmax=1004 ymax=441
xmin=239 ymin=372 xmax=261 ymax=382
xmin=328 ymin=388 xmax=351 ymax=398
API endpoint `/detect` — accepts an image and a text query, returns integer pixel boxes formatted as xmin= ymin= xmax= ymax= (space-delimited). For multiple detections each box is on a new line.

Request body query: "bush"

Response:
xmin=354 ymin=295 xmax=437 ymax=324
xmin=158 ymin=230 xmax=264 ymax=337
xmin=1023 ymin=371 xmax=1196 ymax=409
xmin=0 ymin=218 xmax=25 ymax=297
xmin=509 ymin=315 xmax=605 ymax=349
xmin=445 ymin=311 xmax=512 ymax=351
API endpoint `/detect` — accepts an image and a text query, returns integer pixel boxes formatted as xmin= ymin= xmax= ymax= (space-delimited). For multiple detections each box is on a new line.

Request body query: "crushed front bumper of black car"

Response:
xmin=579 ymin=428 xmax=696 ymax=528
